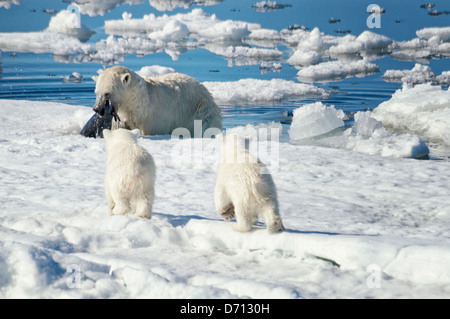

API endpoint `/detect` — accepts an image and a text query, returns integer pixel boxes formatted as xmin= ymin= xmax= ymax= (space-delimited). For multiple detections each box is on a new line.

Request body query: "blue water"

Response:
xmin=0 ymin=0 xmax=449 ymax=157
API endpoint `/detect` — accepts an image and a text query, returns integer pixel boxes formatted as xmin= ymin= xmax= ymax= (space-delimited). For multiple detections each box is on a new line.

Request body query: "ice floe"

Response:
xmin=135 ymin=65 xmax=176 ymax=78
xmin=373 ymin=83 xmax=450 ymax=146
xmin=148 ymin=0 xmax=224 ymax=12
xmin=202 ymin=78 xmax=329 ymax=103
xmin=44 ymin=9 xmax=95 ymax=42
xmin=73 ymin=0 xmax=145 ymax=17
xmin=288 ymin=102 xmax=430 ymax=159
xmin=251 ymin=1 xmax=292 ymax=12
xmin=0 ymin=0 xmax=20 ymax=10
xmin=0 ymin=31 xmax=92 ymax=55
xmin=288 ymin=102 xmax=345 ymax=140
xmin=383 ymin=63 xmax=450 ymax=86
xmin=391 ymin=26 xmax=450 ymax=61
xmin=297 ymin=59 xmax=380 ymax=83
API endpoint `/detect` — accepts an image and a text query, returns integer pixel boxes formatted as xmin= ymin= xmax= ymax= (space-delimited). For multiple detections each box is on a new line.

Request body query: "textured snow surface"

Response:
xmin=1 ymin=100 xmax=450 ymax=298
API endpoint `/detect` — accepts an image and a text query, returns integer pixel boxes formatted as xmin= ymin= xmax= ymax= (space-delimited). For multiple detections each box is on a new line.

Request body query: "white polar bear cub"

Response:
xmin=214 ymin=134 xmax=284 ymax=233
xmin=103 ymin=128 xmax=155 ymax=219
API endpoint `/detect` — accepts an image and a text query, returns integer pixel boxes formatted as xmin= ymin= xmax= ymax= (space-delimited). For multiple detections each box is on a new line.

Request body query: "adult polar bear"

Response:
xmin=92 ymin=66 xmax=222 ymax=136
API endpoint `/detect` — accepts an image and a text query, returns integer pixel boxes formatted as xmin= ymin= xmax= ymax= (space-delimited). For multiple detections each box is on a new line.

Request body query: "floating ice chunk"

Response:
xmin=287 ymin=47 xmax=322 ymax=66
xmin=102 ymin=8 xmax=261 ymax=45
xmin=0 ymin=32 xmax=92 ymax=55
xmin=248 ymin=28 xmax=281 ymax=41
xmin=73 ymin=0 xmax=144 ymax=17
xmin=373 ymin=83 xmax=450 ymax=145
xmin=197 ymin=20 xmax=251 ymax=41
xmin=297 ymin=59 xmax=379 ymax=83
xmin=436 ymin=71 xmax=450 ymax=85
xmin=329 ymin=31 xmax=392 ymax=56
xmin=148 ymin=19 xmax=189 ymax=42
xmin=203 ymin=79 xmax=328 ymax=104
xmin=136 ymin=65 xmax=176 ymax=78
xmin=105 ymin=8 xmax=215 ymax=37
xmin=297 ymin=27 xmax=325 ymax=52
xmin=287 ymin=28 xmax=326 ymax=66
xmin=0 ymin=0 xmax=20 ymax=9
xmin=122 ymin=11 xmax=132 ymax=20
xmin=44 ymin=9 xmax=95 ymax=42
xmin=259 ymin=61 xmax=282 ymax=73
xmin=356 ymin=31 xmax=393 ymax=51
xmin=288 ymin=102 xmax=345 ymax=140
xmin=252 ymin=1 xmax=292 ymax=12
xmin=416 ymin=26 xmax=450 ymax=43
xmin=225 ymin=46 xmax=282 ymax=59
xmin=382 ymin=63 xmax=435 ymax=85
xmin=62 ymin=72 xmax=83 ymax=83
xmin=392 ymin=27 xmax=450 ymax=62
xmin=149 ymin=0 xmax=224 ymax=12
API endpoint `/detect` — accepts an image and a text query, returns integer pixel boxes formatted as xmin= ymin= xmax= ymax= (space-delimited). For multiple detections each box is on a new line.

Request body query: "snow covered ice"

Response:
xmin=373 ymin=83 xmax=450 ymax=146
xmin=1 ymin=99 xmax=450 ymax=298
xmin=288 ymin=102 xmax=430 ymax=159
xmin=288 ymin=102 xmax=345 ymax=140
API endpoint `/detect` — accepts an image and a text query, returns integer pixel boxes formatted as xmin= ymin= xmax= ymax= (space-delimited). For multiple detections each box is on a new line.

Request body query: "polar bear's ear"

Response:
xmin=121 ymin=73 xmax=131 ymax=86
xmin=131 ymin=129 xmax=141 ymax=137
xmin=92 ymin=75 xmax=98 ymax=83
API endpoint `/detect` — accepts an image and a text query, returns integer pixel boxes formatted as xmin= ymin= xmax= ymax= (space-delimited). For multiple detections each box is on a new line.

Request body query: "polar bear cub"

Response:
xmin=214 ymin=134 xmax=284 ymax=233
xmin=103 ymin=128 xmax=155 ymax=219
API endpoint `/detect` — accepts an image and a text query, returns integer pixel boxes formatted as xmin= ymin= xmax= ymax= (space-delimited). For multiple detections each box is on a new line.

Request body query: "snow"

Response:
xmin=373 ymin=83 xmax=450 ymax=146
xmin=1 ymin=99 xmax=450 ymax=298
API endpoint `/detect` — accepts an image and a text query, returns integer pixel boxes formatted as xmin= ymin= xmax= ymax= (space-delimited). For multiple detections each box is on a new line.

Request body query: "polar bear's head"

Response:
xmin=92 ymin=66 xmax=135 ymax=116
xmin=103 ymin=128 xmax=141 ymax=149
